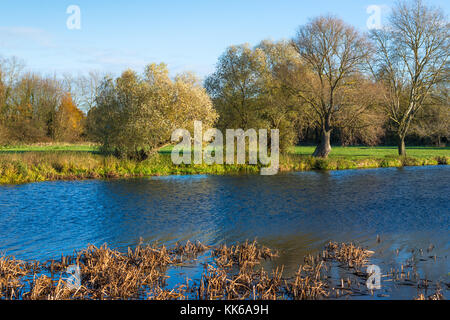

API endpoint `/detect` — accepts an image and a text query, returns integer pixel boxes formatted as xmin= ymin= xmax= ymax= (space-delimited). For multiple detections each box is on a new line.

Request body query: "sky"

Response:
xmin=0 ymin=0 xmax=449 ymax=79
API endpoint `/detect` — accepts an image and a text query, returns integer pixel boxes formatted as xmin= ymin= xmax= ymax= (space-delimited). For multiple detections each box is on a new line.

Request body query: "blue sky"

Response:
xmin=1 ymin=0 xmax=448 ymax=78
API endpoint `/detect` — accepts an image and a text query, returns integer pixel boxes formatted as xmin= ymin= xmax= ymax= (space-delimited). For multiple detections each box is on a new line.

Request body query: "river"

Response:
xmin=0 ymin=165 xmax=449 ymax=299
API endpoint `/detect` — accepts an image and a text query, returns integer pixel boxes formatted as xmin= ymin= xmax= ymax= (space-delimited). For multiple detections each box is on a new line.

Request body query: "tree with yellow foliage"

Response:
xmin=54 ymin=93 xmax=85 ymax=142
xmin=87 ymin=63 xmax=217 ymax=159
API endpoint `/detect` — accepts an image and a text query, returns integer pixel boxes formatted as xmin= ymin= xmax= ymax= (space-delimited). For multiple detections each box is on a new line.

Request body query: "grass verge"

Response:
xmin=0 ymin=144 xmax=448 ymax=184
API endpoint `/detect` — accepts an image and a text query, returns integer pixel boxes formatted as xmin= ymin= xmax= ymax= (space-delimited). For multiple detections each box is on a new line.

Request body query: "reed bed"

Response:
xmin=23 ymin=275 xmax=77 ymax=300
xmin=172 ymin=240 xmax=210 ymax=258
xmin=288 ymin=262 xmax=328 ymax=300
xmin=0 ymin=255 xmax=30 ymax=299
xmin=0 ymin=240 xmax=445 ymax=300
xmin=323 ymin=242 xmax=375 ymax=271
xmin=212 ymin=240 xmax=277 ymax=271
xmin=414 ymin=287 xmax=445 ymax=300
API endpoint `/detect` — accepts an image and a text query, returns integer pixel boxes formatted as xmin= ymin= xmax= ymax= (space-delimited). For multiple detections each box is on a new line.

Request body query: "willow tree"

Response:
xmin=256 ymin=40 xmax=304 ymax=151
xmin=205 ymin=44 xmax=268 ymax=131
xmin=88 ymin=63 xmax=217 ymax=159
xmin=291 ymin=16 xmax=372 ymax=158
xmin=370 ymin=0 xmax=449 ymax=156
xmin=206 ymin=42 xmax=304 ymax=152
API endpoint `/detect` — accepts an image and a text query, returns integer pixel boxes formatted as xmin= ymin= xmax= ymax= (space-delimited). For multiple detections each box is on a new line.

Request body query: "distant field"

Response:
xmin=157 ymin=145 xmax=450 ymax=159
xmin=0 ymin=144 xmax=448 ymax=159
xmin=0 ymin=143 xmax=99 ymax=153
xmin=290 ymin=146 xmax=450 ymax=159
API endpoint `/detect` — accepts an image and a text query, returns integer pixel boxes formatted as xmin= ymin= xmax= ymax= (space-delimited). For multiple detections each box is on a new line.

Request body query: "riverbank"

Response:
xmin=0 ymin=144 xmax=448 ymax=184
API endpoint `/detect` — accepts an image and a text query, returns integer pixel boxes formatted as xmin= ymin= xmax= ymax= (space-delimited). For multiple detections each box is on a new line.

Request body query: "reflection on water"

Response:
xmin=0 ymin=166 xmax=449 ymax=299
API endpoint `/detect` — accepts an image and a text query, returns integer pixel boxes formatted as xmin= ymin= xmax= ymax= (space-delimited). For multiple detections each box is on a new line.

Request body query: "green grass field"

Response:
xmin=0 ymin=143 xmax=99 ymax=153
xmin=1 ymin=143 xmax=448 ymax=159
xmin=290 ymin=145 xmax=450 ymax=159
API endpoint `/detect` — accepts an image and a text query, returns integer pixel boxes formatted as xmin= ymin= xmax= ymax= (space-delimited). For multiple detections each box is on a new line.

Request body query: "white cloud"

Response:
xmin=0 ymin=26 xmax=53 ymax=48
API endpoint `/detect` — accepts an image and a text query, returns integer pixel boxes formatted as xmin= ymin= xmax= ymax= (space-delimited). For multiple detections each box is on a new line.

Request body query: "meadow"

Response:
xmin=0 ymin=143 xmax=448 ymax=184
xmin=290 ymin=146 xmax=450 ymax=159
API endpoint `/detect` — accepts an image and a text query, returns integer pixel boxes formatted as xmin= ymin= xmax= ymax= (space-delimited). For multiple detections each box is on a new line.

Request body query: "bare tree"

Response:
xmin=0 ymin=56 xmax=25 ymax=113
xmin=78 ymin=71 xmax=104 ymax=112
xmin=291 ymin=16 xmax=371 ymax=157
xmin=370 ymin=0 xmax=449 ymax=156
xmin=61 ymin=71 xmax=104 ymax=113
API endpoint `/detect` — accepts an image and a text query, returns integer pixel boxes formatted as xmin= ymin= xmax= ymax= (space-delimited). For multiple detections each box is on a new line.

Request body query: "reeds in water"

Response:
xmin=0 ymin=255 xmax=30 ymax=299
xmin=0 ymin=240 xmax=446 ymax=300
xmin=323 ymin=242 xmax=374 ymax=270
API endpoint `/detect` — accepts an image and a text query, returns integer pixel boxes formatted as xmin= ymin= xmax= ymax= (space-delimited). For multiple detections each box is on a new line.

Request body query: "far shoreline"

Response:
xmin=0 ymin=146 xmax=448 ymax=185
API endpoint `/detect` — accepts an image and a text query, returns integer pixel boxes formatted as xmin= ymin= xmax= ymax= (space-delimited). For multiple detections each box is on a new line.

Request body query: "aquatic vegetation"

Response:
xmin=0 ymin=240 xmax=445 ymax=300
xmin=415 ymin=288 xmax=445 ymax=300
xmin=323 ymin=242 xmax=374 ymax=270
xmin=172 ymin=240 xmax=210 ymax=258
xmin=212 ymin=240 xmax=277 ymax=270
xmin=288 ymin=261 xmax=328 ymax=300
xmin=0 ymin=255 xmax=30 ymax=299
xmin=23 ymin=275 xmax=77 ymax=300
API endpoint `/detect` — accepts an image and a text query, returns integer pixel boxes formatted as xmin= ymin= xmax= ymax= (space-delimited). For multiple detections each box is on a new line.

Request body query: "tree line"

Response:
xmin=0 ymin=0 xmax=448 ymax=159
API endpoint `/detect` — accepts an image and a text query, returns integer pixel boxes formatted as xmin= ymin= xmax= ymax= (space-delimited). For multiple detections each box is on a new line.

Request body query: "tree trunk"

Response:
xmin=397 ymin=135 xmax=406 ymax=157
xmin=313 ymin=129 xmax=332 ymax=158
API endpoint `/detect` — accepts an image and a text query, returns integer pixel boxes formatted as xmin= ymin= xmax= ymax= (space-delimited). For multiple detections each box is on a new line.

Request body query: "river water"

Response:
xmin=0 ymin=166 xmax=449 ymax=299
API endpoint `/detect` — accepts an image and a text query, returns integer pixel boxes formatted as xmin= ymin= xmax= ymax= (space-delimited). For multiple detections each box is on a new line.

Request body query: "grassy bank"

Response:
xmin=0 ymin=144 xmax=448 ymax=184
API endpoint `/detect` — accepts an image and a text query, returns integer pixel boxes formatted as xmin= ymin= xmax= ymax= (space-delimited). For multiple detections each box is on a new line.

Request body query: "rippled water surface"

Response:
xmin=0 ymin=166 xmax=449 ymax=299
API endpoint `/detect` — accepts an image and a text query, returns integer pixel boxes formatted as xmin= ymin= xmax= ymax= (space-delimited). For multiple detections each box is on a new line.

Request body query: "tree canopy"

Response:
xmin=87 ymin=63 xmax=217 ymax=159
